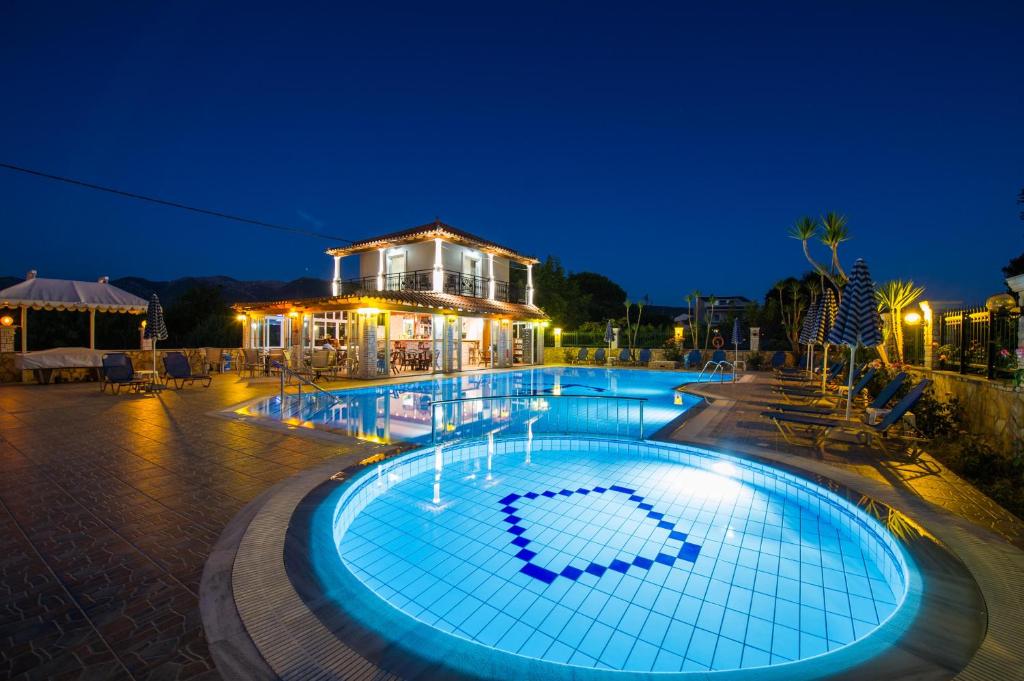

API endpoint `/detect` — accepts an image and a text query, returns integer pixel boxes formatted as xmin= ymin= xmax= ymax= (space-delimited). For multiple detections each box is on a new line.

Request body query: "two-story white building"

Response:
xmin=235 ymin=220 xmax=549 ymax=378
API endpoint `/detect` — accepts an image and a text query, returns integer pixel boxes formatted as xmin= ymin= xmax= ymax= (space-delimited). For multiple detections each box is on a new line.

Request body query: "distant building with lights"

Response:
xmin=234 ymin=220 xmax=549 ymax=378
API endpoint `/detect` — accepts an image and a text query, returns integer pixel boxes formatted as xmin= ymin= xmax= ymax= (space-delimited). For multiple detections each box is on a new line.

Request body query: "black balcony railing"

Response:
xmin=339 ymin=268 xmax=526 ymax=304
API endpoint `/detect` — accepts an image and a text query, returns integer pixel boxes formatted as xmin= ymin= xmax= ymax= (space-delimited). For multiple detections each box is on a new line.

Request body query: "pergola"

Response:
xmin=0 ymin=272 xmax=149 ymax=351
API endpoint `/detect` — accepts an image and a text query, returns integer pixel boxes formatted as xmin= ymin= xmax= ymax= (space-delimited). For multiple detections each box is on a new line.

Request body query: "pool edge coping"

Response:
xmin=200 ymin=434 xmax=1022 ymax=681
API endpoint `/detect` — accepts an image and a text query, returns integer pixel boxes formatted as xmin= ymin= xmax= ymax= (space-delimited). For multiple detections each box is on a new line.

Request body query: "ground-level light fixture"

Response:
xmin=904 ymin=311 xmax=922 ymax=325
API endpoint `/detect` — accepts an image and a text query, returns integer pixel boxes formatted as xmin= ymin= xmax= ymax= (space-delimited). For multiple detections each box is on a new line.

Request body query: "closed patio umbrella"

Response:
xmin=603 ymin=320 xmax=613 ymax=365
xmin=826 ymin=259 xmax=882 ymax=418
xmin=816 ymin=287 xmax=838 ymax=392
xmin=799 ymin=295 xmax=821 ymax=373
xmin=730 ymin=317 xmax=743 ymax=363
xmin=144 ymin=293 xmax=168 ymax=374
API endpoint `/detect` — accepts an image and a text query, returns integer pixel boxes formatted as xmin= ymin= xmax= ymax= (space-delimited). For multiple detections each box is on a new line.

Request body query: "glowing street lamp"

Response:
xmin=904 ymin=311 xmax=921 ymax=325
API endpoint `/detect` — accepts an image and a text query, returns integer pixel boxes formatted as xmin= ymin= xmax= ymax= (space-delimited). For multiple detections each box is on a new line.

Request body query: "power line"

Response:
xmin=0 ymin=161 xmax=355 ymax=243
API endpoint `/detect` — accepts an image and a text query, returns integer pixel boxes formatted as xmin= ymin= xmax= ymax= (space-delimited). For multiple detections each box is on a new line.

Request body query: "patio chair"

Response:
xmin=768 ymin=370 xmax=907 ymax=416
xmin=684 ymin=349 xmax=703 ymax=368
xmin=101 ymin=353 xmax=145 ymax=394
xmin=769 ymin=351 xmax=787 ymax=371
xmin=240 ymin=349 xmax=262 ymax=377
xmin=162 ymin=351 xmax=213 ymax=389
xmin=592 ymin=348 xmax=606 ymax=365
xmin=711 ymin=349 xmax=727 ymax=364
xmin=760 ymin=379 xmax=931 ymax=456
xmin=612 ymin=348 xmax=631 ymax=365
xmin=637 ymin=349 xmax=652 ymax=366
xmin=572 ymin=348 xmax=589 ymax=365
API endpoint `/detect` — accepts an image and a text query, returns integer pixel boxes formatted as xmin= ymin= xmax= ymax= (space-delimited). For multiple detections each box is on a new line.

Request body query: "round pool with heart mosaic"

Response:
xmin=329 ymin=436 xmax=914 ymax=673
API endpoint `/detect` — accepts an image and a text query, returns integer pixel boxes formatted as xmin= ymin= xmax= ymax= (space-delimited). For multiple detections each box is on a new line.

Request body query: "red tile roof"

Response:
xmin=235 ymin=289 xmax=548 ymax=320
xmin=325 ymin=219 xmax=538 ymax=264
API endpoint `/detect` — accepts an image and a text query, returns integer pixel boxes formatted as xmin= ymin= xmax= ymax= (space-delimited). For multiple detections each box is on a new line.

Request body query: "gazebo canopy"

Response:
xmin=0 ymin=272 xmax=150 ymax=352
xmin=0 ymin=273 xmax=148 ymax=313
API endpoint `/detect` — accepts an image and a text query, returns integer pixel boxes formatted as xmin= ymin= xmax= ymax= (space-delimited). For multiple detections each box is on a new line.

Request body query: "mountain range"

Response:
xmin=0 ymin=274 xmax=333 ymax=306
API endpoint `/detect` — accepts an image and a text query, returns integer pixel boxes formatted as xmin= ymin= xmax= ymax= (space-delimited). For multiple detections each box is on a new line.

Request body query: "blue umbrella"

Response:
xmin=816 ymin=287 xmax=838 ymax=391
xmin=827 ymin=259 xmax=882 ymax=418
xmin=603 ymin=320 xmax=613 ymax=364
xmin=144 ymin=293 xmax=168 ymax=373
xmin=730 ymin=317 xmax=743 ymax=362
xmin=799 ymin=295 xmax=822 ymax=372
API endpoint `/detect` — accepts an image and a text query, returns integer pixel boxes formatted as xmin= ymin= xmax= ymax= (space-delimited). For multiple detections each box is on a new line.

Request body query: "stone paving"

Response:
xmin=2 ymin=369 xmax=1023 ymax=680
xmin=0 ymin=376 xmax=388 ymax=680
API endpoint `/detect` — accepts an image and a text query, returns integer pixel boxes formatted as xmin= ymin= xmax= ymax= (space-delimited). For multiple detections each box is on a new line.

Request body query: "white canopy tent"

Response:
xmin=0 ymin=271 xmax=149 ymax=351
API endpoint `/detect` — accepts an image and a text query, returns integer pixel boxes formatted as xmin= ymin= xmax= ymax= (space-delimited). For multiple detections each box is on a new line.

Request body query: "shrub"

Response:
xmin=662 ymin=339 xmax=682 ymax=362
xmin=745 ymin=352 xmax=764 ymax=370
xmin=562 ymin=348 xmax=577 ymax=364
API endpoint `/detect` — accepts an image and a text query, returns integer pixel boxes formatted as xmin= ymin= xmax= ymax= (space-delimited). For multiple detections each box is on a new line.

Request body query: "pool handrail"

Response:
xmin=428 ymin=393 xmax=648 ymax=443
xmin=697 ymin=360 xmax=737 ymax=383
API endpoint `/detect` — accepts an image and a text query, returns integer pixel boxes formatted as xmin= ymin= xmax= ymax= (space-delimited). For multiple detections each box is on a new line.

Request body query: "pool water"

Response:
xmin=243 ymin=367 xmax=706 ymax=443
xmin=325 ymin=437 xmax=911 ymax=674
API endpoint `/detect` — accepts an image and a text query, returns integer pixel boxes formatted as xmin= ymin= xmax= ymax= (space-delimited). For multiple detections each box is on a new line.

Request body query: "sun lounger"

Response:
xmin=770 ymin=351 xmax=787 ymax=371
xmin=684 ymin=350 xmax=703 ymax=369
xmin=162 ymin=351 xmax=213 ymax=389
xmin=571 ymin=348 xmax=589 ymax=365
xmin=592 ymin=348 xmax=606 ymax=365
xmin=760 ymin=379 xmax=931 ymax=455
xmin=766 ymin=368 xmax=883 ymax=414
xmin=637 ymin=349 xmax=652 ymax=366
xmin=770 ymin=372 xmax=909 ymax=413
xmin=101 ymin=353 xmax=145 ymax=394
xmin=612 ymin=348 xmax=631 ymax=365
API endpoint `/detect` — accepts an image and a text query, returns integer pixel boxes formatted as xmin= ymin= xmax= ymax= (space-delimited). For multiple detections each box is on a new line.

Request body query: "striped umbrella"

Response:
xmin=799 ymin=295 xmax=822 ymax=372
xmin=730 ymin=317 xmax=743 ymax=362
xmin=817 ymin=287 xmax=838 ymax=391
xmin=826 ymin=259 xmax=882 ymax=418
xmin=144 ymin=293 xmax=168 ymax=373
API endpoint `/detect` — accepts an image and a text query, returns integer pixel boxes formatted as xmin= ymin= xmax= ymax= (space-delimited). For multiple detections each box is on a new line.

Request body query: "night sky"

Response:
xmin=2 ymin=1 xmax=1021 ymax=305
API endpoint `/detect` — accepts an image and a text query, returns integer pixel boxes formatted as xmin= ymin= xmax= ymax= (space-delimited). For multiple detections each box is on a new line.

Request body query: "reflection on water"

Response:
xmin=241 ymin=367 xmax=704 ymax=444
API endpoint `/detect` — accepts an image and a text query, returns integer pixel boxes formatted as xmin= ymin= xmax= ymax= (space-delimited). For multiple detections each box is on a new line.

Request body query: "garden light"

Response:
xmin=904 ymin=311 xmax=921 ymax=325
xmin=0 ymin=315 xmax=12 ymax=327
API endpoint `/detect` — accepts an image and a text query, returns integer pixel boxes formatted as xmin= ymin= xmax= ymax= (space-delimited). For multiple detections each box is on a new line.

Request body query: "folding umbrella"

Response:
xmin=817 ymin=288 xmax=838 ymax=392
xmin=144 ymin=293 xmax=168 ymax=374
xmin=799 ymin=295 xmax=822 ymax=374
xmin=826 ymin=260 xmax=882 ymax=418
xmin=730 ymin=317 xmax=743 ymax=363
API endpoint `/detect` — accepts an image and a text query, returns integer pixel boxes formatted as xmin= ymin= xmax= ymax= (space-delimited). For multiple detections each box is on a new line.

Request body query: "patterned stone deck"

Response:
xmin=0 ymin=377 xmax=387 ymax=680
xmin=1 ymin=369 xmax=1022 ymax=680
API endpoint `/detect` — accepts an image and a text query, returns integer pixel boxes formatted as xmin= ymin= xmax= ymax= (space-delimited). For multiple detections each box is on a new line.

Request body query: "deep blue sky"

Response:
xmin=1 ymin=1 xmax=1021 ymax=305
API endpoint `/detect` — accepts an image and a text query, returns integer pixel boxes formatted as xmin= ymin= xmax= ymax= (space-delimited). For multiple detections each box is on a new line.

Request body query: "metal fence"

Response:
xmin=938 ymin=306 xmax=1019 ymax=379
xmin=430 ymin=394 xmax=647 ymax=444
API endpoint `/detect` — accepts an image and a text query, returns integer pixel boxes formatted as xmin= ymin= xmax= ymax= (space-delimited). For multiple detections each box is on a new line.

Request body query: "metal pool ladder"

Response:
xmin=271 ymin=361 xmax=342 ymax=408
xmin=697 ymin=360 xmax=738 ymax=383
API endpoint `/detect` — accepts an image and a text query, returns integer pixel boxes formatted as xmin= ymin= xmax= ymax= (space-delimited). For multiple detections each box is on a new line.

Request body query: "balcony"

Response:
xmin=340 ymin=268 xmax=526 ymax=304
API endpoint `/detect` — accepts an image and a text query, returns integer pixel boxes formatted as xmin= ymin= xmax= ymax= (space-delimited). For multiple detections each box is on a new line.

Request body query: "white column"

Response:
xmin=377 ymin=249 xmax=385 ymax=291
xmin=495 ymin=320 xmax=511 ymax=368
xmin=526 ymin=264 xmax=534 ymax=306
xmin=432 ymin=238 xmax=443 ymax=293
xmin=920 ymin=301 xmax=934 ymax=369
xmin=488 ymin=253 xmax=495 ymax=300
xmin=331 ymin=255 xmax=341 ymax=296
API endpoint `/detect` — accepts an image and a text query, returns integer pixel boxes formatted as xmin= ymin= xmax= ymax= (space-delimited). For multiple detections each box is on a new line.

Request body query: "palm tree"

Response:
xmin=704 ymin=295 xmax=718 ymax=350
xmin=875 ymin=280 xmax=925 ymax=364
xmin=685 ymin=290 xmax=702 ymax=349
xmin=631 ymin=295 xmax=647 ymax=360
xmin=789 ymin=215 xmax=844 ymax=298
xmin=820 ymin=212 xmax=850 ymax=284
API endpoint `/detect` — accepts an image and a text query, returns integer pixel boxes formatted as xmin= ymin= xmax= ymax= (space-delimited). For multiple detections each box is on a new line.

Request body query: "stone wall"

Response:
xmin=909 ymin=367 xmax=1023 ymax=454
xmin=543 ymin=346 xmax=799 ymax=369
xmin=0 ymin=348 xmax=243 ymax=384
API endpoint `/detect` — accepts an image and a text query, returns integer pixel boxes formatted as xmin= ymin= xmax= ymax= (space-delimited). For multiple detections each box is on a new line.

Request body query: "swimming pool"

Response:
xmin=302 ymin=436 xmax=918 ymax=677
xmin=241 ymin=367 xmax=707 ymax=443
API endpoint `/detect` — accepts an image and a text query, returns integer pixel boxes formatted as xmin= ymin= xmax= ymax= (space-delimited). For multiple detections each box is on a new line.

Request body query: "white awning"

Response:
xmin=0 ymin=276 xmax=149 ymax=313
